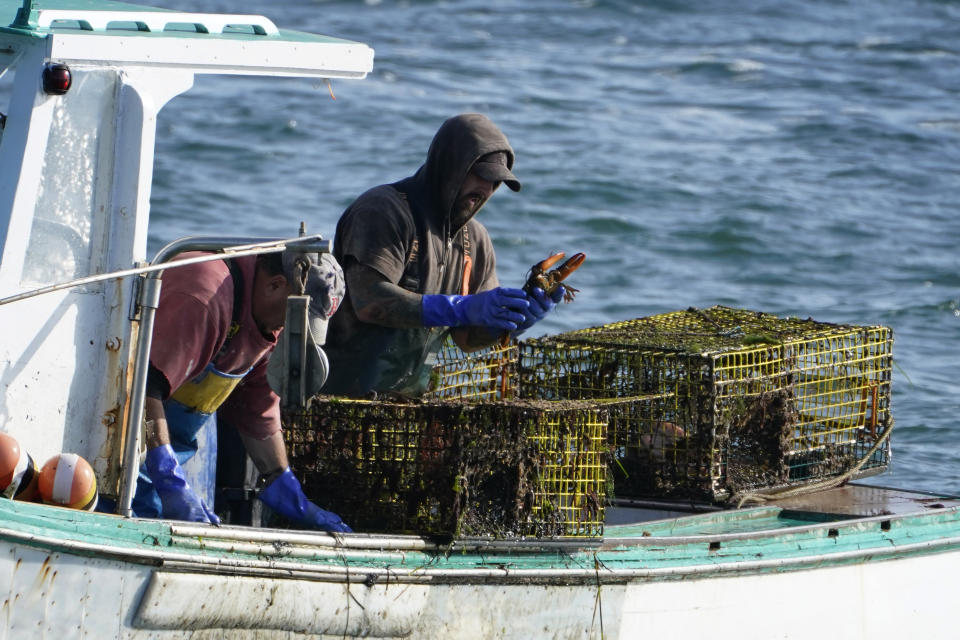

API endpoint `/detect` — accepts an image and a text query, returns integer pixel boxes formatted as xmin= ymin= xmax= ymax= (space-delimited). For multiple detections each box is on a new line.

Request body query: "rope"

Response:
xmin=0 ymin=238 xmax=315 ymax=307
xmin=293 ymin=255 xmax=310 ymax=295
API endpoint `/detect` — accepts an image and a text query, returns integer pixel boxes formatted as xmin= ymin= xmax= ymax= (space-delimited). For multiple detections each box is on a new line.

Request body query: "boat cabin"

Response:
xmin=0 ymin=0 xmax=373 ymax=512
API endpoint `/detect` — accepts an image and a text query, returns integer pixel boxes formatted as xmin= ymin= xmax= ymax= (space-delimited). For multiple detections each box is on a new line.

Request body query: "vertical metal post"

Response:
xmin=116 ymin=272 xmax=162 ymax=516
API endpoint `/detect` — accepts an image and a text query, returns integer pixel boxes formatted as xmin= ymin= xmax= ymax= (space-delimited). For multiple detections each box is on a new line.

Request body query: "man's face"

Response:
xmin=452 ymin=170 xmax=499 ymax=225
xmin=252 ymin=272 xmax=292 ymax=336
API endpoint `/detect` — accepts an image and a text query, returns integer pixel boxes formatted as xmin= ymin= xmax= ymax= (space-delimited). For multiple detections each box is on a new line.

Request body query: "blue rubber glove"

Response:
xmin=145 ymin=444 xmax=220 ymax=525
xmin=422 ymin=288 xmax=529 ymax=332
xmin=515 ymin=286 xmax=565 ymax=334
xmin=259 ymin=468 xmax=352 ymax=533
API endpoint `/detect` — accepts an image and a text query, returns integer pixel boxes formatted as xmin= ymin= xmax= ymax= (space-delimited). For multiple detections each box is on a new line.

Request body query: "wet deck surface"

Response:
xmin=770 ymin=483 xmax=960 ymax=517
xmin=606 ymin=483 xmax=960 ymax=527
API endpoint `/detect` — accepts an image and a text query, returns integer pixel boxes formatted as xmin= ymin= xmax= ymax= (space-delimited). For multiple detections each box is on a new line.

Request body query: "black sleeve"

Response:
xmin=146 ymin=364 xmax=172 ymax=401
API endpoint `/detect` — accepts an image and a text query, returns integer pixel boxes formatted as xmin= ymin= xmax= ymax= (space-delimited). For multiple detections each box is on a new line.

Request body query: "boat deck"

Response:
xmin=606 ymin=483 xmax=960 ymax=534
xmin=770 ymin=483 xmax=960 ymax=516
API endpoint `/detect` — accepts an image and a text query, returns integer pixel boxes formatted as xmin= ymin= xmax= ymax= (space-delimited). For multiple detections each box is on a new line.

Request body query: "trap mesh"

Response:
xmin=519 ymin=306 xmax=893 ymax=503
xmin=283 ymin=396 xmax=606 ymax=538
xmin=423 ymin=339 xmax=518 ymax=401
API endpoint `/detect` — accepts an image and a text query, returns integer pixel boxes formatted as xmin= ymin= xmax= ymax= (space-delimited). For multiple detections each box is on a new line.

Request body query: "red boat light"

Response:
xmin=42 ymin=63 xmax=71 ymax=95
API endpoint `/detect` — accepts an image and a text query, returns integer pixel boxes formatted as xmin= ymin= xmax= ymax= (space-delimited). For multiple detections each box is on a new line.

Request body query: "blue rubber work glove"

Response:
xmin=422 ymin=288 xmax=530 ymax=332
xmin=258 ymin=468 xmax=352 ymax=533
xmin=145 ymin=444 xmax=220 ymax=525
xmin=515 ymin=285 xmax=565 ymax=333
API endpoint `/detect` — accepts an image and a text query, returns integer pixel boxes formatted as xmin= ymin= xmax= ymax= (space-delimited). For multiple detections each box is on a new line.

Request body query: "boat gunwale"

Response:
xmin=169 ymin=505 xmax=958 ymax=552
xmin=4 ymin=517 xmax=960 ymax=586
xmin=4 ymin=495 xmax=959 ymax=553
xmin=3 ymin=496 xmax=960 ymax=587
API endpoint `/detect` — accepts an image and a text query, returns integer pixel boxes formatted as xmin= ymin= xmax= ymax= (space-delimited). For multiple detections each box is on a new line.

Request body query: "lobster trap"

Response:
xmin=518 ymin=306 xmax=893 ymax=503
xmin=283 ymin=395 xmax=606 ymax=538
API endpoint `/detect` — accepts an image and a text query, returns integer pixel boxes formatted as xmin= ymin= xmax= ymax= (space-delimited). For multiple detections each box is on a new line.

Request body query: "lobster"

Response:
xmin=496 ymin=251 xmax=586 ymax=386
xmin=522 ymin=251 xmax=586 ymax=302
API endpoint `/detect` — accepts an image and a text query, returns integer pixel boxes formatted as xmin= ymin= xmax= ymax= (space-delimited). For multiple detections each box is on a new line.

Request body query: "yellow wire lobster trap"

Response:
xmin=518 ymin=306 xmax=893 ymax=503
xmin=283 ymin=390 xmax=607 ymax=539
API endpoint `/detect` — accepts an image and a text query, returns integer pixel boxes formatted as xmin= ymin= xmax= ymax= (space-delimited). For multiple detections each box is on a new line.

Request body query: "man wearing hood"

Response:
xmin=322 ymin=114 xmax=563 ymax=397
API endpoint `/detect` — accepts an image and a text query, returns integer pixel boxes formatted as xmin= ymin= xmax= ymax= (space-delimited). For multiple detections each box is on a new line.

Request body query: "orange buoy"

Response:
xmin=0 ymin=432 xmax=39 ymax=501
xmin=38 ymin=453 xmax=98 ymax=511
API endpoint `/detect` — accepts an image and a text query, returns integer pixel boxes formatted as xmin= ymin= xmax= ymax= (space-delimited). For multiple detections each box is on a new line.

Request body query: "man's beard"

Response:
xmin=451 ymin=193 xmax=485 ymax=230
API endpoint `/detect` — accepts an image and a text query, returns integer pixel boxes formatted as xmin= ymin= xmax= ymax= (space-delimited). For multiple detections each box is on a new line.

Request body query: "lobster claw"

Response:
xmin=552 ymin=252 xmax=586 ymax=282
xmin=535 ymin=252 xmax=566 ymax=273
xmin=523 ymin=251 xmax=586 ymax=302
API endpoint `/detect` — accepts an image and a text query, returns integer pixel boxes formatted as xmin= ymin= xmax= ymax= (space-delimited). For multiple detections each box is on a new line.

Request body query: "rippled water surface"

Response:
xmin=143 ymin=0 xmax=960 ymax=493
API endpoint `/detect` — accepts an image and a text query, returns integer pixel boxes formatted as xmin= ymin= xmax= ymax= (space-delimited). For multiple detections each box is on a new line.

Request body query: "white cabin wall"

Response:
xmin=0 ymin=50 xmax=194 ymax=497
xmin=0 ymin=43 xmax=98 ymax=471
xmin=0 ymin=293 xmax=107 ymax=470
xmin=10 ymin=67 xmax=123 ymax=477
xmin=0 ymin=42 xmax=58 ymax=287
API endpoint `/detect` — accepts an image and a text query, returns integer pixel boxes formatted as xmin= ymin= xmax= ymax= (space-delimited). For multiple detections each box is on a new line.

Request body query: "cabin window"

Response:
xmin=22 ymin=70 xmax=118 ymax=286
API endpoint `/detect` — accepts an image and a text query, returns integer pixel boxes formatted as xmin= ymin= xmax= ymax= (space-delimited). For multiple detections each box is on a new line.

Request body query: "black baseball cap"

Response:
xmin=471 ymin=151 xmax=521 ymax=192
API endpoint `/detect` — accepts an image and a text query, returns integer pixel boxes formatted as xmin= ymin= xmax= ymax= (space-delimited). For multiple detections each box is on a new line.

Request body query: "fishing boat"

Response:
xmin=0 ymin=1 xmax=958 ymax=638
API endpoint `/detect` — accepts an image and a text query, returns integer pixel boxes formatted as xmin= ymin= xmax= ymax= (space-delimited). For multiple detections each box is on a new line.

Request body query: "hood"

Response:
xmin=411 ymin=113 xmax=517 ymax=233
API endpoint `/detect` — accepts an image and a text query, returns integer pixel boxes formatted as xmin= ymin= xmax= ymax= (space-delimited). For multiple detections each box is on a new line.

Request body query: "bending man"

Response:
xmin=132 ymin=249 xmax=351 ymax=532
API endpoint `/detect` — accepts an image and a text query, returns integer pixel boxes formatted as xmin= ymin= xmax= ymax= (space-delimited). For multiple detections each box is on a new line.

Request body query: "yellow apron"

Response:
xmin=132 ymin=361 xmax=250 ymax=517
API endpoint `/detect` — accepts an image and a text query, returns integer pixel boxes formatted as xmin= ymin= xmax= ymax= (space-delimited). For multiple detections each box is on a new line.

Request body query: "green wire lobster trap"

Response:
xmin=519 ymin=306 xmax=893 ymax=503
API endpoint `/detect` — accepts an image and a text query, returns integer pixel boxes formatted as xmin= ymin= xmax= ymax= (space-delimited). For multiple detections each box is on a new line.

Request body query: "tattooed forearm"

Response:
xmin=346 ymin=263 xmax=424 ymax=328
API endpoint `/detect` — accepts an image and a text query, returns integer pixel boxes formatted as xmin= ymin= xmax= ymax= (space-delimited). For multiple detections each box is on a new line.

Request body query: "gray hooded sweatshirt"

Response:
xmin=323 ymin=114 xmax=517 ymax=396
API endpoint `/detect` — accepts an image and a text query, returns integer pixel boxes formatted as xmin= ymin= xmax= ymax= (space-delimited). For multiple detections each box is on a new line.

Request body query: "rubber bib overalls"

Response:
xmin=323 ymin=226 xmax=472 ymax=398
xmin=131 ymin=263 xmax=248 ymax=518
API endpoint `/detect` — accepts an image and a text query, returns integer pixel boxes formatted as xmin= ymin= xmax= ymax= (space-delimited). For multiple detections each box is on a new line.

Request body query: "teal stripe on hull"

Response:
xmin=2 ymin=498 xmax=960 ymax=583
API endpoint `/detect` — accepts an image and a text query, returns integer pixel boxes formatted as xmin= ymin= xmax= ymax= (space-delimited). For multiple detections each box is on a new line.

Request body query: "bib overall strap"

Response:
xmin=215 ymin=258 xmax=244 ymax=360
xmin=461 ymin=224 xmax=472 ymax=295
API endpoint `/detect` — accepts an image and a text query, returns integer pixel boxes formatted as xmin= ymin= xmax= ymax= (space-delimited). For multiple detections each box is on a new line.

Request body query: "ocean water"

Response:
xmin=142 ymin=0 xmax=960 ymax=493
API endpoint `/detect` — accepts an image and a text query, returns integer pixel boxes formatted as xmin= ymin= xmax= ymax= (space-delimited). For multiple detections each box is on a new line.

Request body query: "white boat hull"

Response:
xmin=3 ymin=511 xmax=959 ymax=639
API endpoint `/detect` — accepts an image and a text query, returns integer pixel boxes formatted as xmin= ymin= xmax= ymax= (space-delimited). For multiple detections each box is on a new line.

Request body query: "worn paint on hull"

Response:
xmin=2 ymin=491 xmax=960 ymax=639
xmin=3 ymin=540 xmax=960 ymax=639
